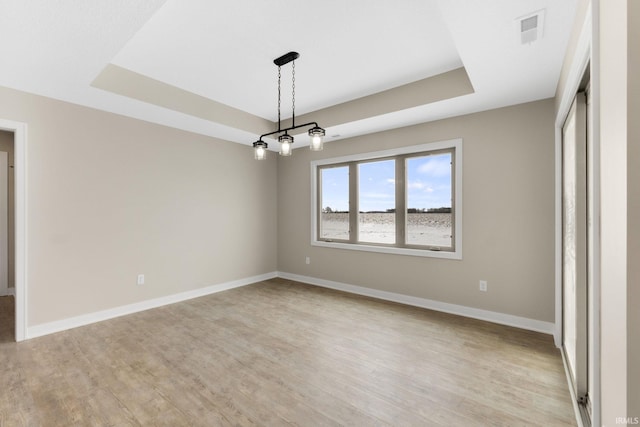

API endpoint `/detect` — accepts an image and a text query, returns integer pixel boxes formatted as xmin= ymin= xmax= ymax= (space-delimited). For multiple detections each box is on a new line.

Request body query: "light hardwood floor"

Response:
xmin=0 ymin=279 xmax=576 ymax=426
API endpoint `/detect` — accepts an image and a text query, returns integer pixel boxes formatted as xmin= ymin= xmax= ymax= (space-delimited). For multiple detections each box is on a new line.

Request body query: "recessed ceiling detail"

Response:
xmin=91 ymin=64 xmax=273 ymax=136
xmin=0 ymin=0 xmax=578 ymax=148
xmin=93 ymin=64 xmax=474 ymax=144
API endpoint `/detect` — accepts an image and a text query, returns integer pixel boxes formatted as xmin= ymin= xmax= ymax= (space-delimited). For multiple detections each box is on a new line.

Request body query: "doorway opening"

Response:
xmin=0 ymin=129 xmax=14 ymax=342
xmin=0 ymin=119 xmax=26 ymax=342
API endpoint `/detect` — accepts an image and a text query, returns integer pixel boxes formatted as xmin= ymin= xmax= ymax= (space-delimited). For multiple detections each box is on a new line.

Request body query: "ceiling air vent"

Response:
xmin=516 ymin=10 xmax=545 ymax=45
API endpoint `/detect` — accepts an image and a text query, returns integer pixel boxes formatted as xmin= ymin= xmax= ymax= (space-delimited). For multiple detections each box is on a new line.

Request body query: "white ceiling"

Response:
xmin=0 ymin=0 xmax=578 ymax=148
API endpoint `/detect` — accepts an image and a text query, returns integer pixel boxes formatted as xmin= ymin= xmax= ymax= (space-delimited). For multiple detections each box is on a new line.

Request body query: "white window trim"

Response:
xmin=310 ymin=138 xmax=462 ymax=259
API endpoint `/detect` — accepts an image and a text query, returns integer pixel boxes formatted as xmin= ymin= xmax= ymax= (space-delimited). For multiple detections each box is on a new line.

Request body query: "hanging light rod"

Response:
xmin=252 ymin=51 xmax=326 ymax=160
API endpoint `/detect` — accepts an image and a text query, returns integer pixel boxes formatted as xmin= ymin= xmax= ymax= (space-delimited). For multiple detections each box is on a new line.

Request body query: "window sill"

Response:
xmin=311 ymin=240 xmax=462 ymax=260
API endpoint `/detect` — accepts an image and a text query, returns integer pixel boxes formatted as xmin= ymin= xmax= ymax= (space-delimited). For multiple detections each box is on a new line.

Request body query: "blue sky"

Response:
xmin=321 ymin=153 xmax=452 ymax=212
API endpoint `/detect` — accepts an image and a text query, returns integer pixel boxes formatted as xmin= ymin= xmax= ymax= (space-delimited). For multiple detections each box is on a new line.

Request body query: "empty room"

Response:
xmin=0 ymin=1 xmax=638 ymax=426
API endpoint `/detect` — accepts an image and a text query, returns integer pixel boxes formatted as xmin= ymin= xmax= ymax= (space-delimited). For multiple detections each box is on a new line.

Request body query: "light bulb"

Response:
xmin=280 ymin=141 xmax=292 ymax=156
xmin=253 ymin=140 xmax=268 ymax=160
xmin=310 ymin=134 xmax=323 ymax=151
xmin=278 ymin=133 xmax=293 ymax=156
xmin=308 ymin=126 xmax=325 ymax=151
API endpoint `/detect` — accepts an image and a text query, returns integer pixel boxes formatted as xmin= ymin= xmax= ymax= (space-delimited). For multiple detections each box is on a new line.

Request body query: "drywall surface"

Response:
xmin=0 ymin=85 xmax=278 ymax=326
xmin=277 ymin=99 xmax=556 ymax=323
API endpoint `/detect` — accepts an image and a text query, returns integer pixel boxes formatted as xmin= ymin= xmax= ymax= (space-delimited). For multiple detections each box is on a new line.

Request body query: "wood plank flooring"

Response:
xmin=0 ymin=279 xmax=577 ymax=426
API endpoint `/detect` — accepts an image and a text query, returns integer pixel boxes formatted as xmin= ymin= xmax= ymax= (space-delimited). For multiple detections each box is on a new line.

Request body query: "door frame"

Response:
xmin=0 ymin=151 xmax=8 ymax=296
xmin=562 ymin=91 xmax=589 ymax=403
xmin=554 ymin=3 xmax=599 ymax=426
xmin=0 ymin=119 xmax=27 ymax=342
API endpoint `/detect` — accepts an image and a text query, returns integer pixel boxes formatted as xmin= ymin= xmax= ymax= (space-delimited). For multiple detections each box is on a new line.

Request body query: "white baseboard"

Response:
xmin=26 ymin=271 xmax=278 ymax=340
xmin=25 ymin=270 xmax=554 ymax=340
xmin=553 ymin=326 xmax=562 ymax=348
xmin=7 ymin=287 xmax=15 ymax=296
xmin=277 ymin=271 xmax=555 ymax=335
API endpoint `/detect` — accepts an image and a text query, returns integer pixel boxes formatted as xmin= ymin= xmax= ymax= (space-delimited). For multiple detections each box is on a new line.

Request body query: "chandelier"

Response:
xmin=252 ymin=52 xmax=325 ymax=160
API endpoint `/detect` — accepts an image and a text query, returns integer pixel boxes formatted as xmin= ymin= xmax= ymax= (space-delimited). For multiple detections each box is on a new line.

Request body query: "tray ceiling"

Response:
xmin=0 ymin=0 xmax=578 ymax=147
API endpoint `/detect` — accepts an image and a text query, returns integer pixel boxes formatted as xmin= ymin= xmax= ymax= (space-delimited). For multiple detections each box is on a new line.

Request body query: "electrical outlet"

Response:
xmin=479 ymin=280 xmax=488 ymax=292
xmin=137 ymin=274 xmax=145 ymax=285
xmin=305 ymin=256 xmax=310 ymax=265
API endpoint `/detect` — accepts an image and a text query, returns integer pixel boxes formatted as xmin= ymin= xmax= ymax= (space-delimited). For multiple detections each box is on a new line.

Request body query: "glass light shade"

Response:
xmin=308 ymin=126 xmax=325 ymax=151
xmin=253 ymin=141 xmax=268 ymax=160
xmin=310 ymin=134 xmax=323 ymax=151
xmin=280 ymin=141 xmax=292 ymax=156
xmin=279 ymin=134 xmax=294 ymax=156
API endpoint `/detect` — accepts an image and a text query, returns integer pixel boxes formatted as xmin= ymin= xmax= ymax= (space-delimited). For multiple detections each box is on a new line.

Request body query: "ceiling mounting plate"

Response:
xmin=274 ymin=51 xmax=300 ymax=66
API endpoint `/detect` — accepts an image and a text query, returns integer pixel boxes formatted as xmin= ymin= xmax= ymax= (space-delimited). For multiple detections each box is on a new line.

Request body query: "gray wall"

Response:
xmin=0 ymin=85 xmax=278 ymax=327
xmin=277 ymin=99 xmax=556 ymax=323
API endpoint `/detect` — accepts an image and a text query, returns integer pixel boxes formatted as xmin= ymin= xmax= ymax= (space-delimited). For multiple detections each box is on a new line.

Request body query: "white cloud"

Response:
xmin=407 ymin=180 xmax=434 ymax=192
xmin=362 ymin=191 xmax=393 ymax=199
xmin=417 ymin=157 xmax=451 ymax=177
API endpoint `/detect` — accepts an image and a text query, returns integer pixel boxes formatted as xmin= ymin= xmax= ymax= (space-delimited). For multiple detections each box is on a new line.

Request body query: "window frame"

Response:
xmin=310 ymin=139 xmax=462 ymax=259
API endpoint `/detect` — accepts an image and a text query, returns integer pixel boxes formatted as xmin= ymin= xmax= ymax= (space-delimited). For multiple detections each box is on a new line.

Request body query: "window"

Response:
xmin=319 ymin=166 xmax=349 ymax=241
xmin=311 ymin=139 xmax=462 ymax=259
xmin=358 ymin=159 xmax=395 ymax=244
xmin=405 ymin=151 xmax=453 ymax=247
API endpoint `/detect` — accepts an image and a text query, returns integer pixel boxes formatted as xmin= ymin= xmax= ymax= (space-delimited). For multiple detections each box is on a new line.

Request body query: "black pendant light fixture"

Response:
xmin=252 ymin=51 xmax=325 ymax=160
